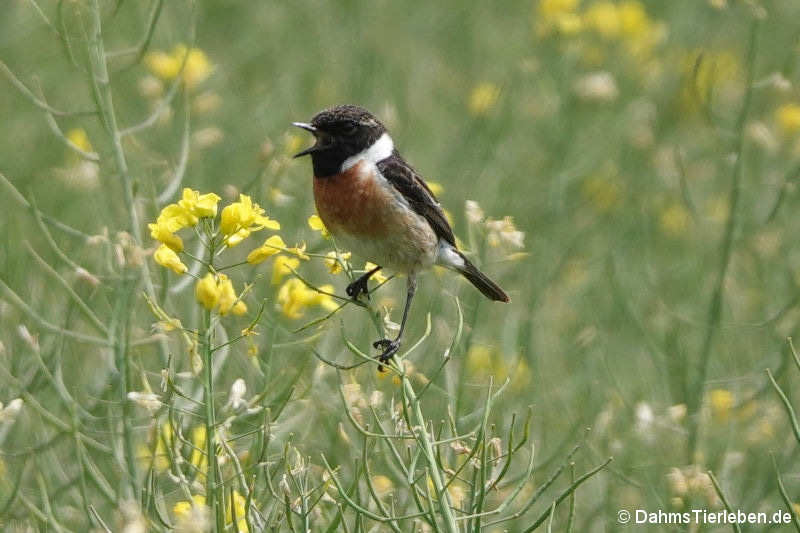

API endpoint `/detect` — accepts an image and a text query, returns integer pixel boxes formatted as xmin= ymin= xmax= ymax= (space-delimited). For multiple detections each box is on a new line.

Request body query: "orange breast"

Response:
xmin=313 ymin=160 xmax=394 ymax=237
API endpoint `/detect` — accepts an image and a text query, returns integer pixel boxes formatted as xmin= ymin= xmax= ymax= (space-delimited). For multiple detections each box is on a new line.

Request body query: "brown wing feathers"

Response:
xmin=376 ymin=154 xmax=456 ymax=246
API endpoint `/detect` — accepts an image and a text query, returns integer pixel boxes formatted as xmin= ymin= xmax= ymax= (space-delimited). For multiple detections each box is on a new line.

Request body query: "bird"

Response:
xmin=292 ymin=104 xmax=508 ymax=364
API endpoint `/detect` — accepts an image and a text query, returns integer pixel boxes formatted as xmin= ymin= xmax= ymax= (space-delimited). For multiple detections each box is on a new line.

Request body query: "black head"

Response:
xmin=292 ymin=105 xmax=388 ymax=177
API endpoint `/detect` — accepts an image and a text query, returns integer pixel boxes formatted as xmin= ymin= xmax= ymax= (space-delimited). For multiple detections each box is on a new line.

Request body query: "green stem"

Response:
xmin=402 ymin=374 xmax=459 ymax=533
xmin=87 ymin=0 xmax=171 ymax=364
xmin=686 ymin=20 xmax=759 ymax=463
xmin=199 ymin=231 xmax=225 ymax=530
xmin=113 ymin=280 xmax=139 ymax=499
xmin=201 ymin=307 xmax=224 ymax=531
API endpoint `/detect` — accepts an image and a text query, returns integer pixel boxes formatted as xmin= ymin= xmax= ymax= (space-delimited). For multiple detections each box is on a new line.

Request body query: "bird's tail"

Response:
xmin=456 ymin=252 xmax=509 ymax=303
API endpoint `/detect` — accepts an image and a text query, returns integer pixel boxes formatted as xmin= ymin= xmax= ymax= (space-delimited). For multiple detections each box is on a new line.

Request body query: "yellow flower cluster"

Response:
xmin=308 ymin=214 xmax=330 ymax=238
xmin=272 ymin=256 xmax=301 ymax=285
xmin=150 ymin=188 xmax=222 ymax=253
xmin=465 ymin=345 xmax=532 ymax=392
xmin=149 ymin=191 xmax=351 ymax=320
xmin=680 ymin=49 xmax=741 ymax=113
xmin=468 ymin=82 xmax=501 ymax=116
xmin=150 ymin=188 xmax=221 ymax=274
xmin=246 ymin=235 xmax=287 ymax=264
xmin=325 ymin=251 xmax=351 ymax=274
xmin=659 ymin=202 xmax=691 ymax=237
xmin=137 ymin=423 xmax=208 ymax=475
xmin=277 ymin=279 xmax=338 ymax=319
xmin=707 ymin=388 xmax=734 ymax=422
xmin=364 ymin=262 xmax=388 ymax=284
xmin=536 ymin=0 xmax=582 ymax=36
xmin=144 ymin=44 xmax=213 ymax=89
xmin=776 ymin=103 xmax=800 ymax=135
xmin=195 ymin=273 xmax=248 ymax=316
xmin=536 ymin=1 xmax=665 ymax=59
xmin=221 ymin=194 xmax=280 ymax=247
xmin=66 ymin=128 xmax=93 ymax=153
xmin=153 ymin=245 xmax=187 ymax=274
xmin=582 ymin=175 xmax=622 ymax=212
xmin=173 ymin=490 xmax=248 ymax=532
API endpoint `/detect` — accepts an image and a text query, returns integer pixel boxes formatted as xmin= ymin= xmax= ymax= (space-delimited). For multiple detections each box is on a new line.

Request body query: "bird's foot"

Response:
xmin=373 ymin=338 xmax=400 ymax=372
xmin=346 ymin=277 xmax=370 ymax=301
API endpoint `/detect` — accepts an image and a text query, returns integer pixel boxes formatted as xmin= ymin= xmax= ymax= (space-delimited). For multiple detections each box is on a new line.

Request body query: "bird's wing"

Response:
xmin=377 ymin=153 xmax=456 ymax=246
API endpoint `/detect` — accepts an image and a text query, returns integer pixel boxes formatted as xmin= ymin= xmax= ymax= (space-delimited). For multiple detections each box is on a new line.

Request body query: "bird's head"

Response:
xmin=292 ymin=105 xmax=391 ymax=177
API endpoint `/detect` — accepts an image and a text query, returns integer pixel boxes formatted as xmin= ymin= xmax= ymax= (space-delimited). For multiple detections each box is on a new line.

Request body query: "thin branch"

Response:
xmin=0 ymin=277 xmax=111 ymax=346
xmin=25 ymin=241 xmax=108 ymax=335
xmin=156 ymin=92 xmax=191 ymax=204
xmin=0 ymin=59 xmax=97 ymax=117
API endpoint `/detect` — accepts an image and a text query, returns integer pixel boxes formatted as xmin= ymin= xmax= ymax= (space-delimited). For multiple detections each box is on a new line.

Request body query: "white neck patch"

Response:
xmin=341 ymin=132 xmax=394 ymax=171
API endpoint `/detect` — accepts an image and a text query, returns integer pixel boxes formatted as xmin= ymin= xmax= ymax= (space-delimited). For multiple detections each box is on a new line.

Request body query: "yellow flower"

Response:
xmin=308 ymin=214 xmax=330 ymax=238
xmin=659 ymin=203 xmax=691 ymax=237
xmin=708 ymin=389 xmax=734 ymax=422
xmin=427 ymin=181 xmax=444 ymax=196
xmin=138 ymin=422 xmax=173 ymax=472
xmin=618 ymin=1 xmax=648 ymax=36
xmin=153 ymin=244 xmax=188 ymax=274
xmin=173 ymin=494 xmax=206 ymax=519
xmin=272 ymin=255 xmax=300 ymax=285
xmin=364 ymin=262 xmax=388 ymax=284
xmin=227 ymin=491 xmax=248 ymax=532
xmin=195 ymin=273 xmax=247 ymax=315
xmin=189 ymin=426 xmax=207 ymax=475
xmin=175 ymin=45 xmax=213 ymax=88
xmin=220 ymin=194 xmax=280 ymax=247
xmin=776 ymin=104 xmax=800 ymax=135
xmin=217 ymin=274 xmax=247 ymax=316
xmin=468 ymin=83 xmax=501 ymax=116
xmin=157 ymin=203 xmax=198 ymax=232
xmin=510 ymin=359 xmax=532 ymax=392
xmin=466 ymin=344 xmax=494 ymax=374
xmin=284 ymin=242 xmax=310 ymax=261
xmin=536 ymin=0 xmax=583 ymax=35
xmin=584 ymin=1 xmax=622 ymax=39
xmin=247 ymin=235 xmax=287 ymax=265
xmin=195 ymin=273 xmax=220 ymax=310
xmin=144 ymin=44 xmax=213 ymax=89
xmin=178 ymin=188 xmax=221 ymax=219
xmin=66 ymin=128 xmax=93 ymax=153
xmin=680 ymin=50 xmax=741 ymax=113
xmin=148 ymin=221 xmax=184 ymax=252
xmin=371 ymin=475 xmax=393 ymax=495
xmin=144 ymin=51 xmax=181 ymax=81
xmin=277 ymin=279 xmax=338 ymax=319
xmin=538 ymin=0 xmax=579 ymax=17
xmin=325 ymin=251 xmax=351 ymax=274
xmin=582 ymin=176 xmax=622 ymax=212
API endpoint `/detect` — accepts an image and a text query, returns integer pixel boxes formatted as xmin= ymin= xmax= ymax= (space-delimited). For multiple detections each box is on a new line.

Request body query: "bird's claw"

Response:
xmin=346 ymin=277 xmax=370 ymax=301
xmin=373 ymin=338 xmax=400 ymax=371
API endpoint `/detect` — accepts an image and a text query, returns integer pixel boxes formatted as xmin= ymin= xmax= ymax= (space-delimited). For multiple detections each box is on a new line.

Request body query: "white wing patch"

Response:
xmin=436 ymin=241 xmax=465 ymax=271
xmin=341 ymin=133 xmax=394 ymax=171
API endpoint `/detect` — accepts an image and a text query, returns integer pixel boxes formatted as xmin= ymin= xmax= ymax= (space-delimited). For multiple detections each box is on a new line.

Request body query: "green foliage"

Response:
xmin=1 ymin=0 xmax=800 ymax=531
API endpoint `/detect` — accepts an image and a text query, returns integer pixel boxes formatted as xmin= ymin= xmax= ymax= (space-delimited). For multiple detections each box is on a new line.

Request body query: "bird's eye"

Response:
xmin=341 ymin=122 xmax=358 ymax=135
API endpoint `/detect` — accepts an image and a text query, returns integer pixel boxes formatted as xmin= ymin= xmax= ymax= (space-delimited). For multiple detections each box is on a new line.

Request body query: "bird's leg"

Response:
xmin=374 ymin=276 xmax=416 ymax=369
xmin=346 ymin=265 xmax=382 ymax=300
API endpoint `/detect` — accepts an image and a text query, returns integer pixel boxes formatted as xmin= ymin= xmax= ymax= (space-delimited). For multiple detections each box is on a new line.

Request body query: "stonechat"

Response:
xmin=293 ymin=105 xmax=508 ymax=364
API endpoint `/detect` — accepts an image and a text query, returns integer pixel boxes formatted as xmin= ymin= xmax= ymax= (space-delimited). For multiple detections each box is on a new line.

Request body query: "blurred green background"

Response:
xmin=2 ymin=0 xmax=800 ymax=530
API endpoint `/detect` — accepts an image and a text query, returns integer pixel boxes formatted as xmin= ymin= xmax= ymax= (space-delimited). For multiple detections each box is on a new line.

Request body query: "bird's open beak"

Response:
xmin=291 ymin=122 xmax=322 ymax=158
xmin=292 ymin=122 xmax=316 ymax=133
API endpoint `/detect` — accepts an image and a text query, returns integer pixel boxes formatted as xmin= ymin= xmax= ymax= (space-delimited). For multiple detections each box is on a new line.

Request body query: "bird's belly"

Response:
xmin=313 ymin=160 xmax=437 ymax=273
